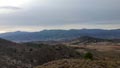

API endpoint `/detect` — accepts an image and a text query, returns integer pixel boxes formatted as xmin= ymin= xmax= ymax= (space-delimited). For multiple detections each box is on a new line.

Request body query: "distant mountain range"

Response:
xmin=0 ymin=29 xmax=120 ymax=42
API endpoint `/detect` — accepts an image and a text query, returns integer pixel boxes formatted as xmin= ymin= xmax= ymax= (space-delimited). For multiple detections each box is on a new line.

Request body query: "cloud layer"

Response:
xmin=0 ymin=0 xmax=120 ymax=32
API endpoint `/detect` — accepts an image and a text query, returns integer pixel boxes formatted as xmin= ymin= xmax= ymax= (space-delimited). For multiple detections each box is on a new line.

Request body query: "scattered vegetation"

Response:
xmin=35 ymin=59 xmax=120 ymax=68
xmin=84 ymin=52 xmax=93 ymax=60
xmin=0 ymin=40 xmax=81 ymax=68
xmin=0 ymin=37 xmax=119 ymax=68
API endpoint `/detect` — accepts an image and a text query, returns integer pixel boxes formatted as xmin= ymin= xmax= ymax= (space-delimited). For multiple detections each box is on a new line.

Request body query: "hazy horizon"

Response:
xmin=0 ymin=0 xmax=120 ymax=33
xmin=0 ymin=28 xmax=119 ymax=34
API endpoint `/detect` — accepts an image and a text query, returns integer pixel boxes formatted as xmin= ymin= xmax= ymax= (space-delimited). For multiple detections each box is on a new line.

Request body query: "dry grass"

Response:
xmin=68 ymin=42 xmax=120 ymax=52
xmin=35 ymin=42 xmax=120 ymax=68
xmin=35 ymin=59 xmax=120 ymax=68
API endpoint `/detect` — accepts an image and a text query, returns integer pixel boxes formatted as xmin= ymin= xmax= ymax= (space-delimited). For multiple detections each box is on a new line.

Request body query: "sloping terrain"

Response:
xmin=35 ymin=43 xmax=120 ymax=68
xmin=0 ymin=36 xmax=120 ymax=68
xmin=67 ymin=36 xmax=120 ymax=45
xmin=35 ymin=59 xmax=120 ymax=68
xmin=35 ymin=36 xmax=120 ymax=68
xmin=0 ymin=38 xmax=81 ymax=68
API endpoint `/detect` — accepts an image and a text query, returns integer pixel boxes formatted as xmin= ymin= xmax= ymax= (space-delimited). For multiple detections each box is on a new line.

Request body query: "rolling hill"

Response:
xmin=0 ymin=29 xmax=120 ymax=42
xmin=69 ymin=36 xmax=120 ymax=45
xmin=35 ymin=59 xmax=120 ymax=68
xmin=0 ymin=38 xmax=81 ymax=68
xmin=0 ymin=36 xmax=119 ymax=68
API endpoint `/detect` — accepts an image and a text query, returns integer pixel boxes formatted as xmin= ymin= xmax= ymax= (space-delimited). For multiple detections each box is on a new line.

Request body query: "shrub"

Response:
xmin=84 ymin=52 xmax=93 ymax=60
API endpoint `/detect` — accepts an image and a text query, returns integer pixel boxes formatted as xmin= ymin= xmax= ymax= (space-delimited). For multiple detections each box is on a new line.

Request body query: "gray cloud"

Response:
xmin=0 ymin=0 xmax=120 ymax=32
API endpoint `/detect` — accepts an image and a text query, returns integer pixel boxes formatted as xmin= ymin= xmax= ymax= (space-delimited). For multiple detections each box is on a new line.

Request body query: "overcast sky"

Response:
xmin=0 ymin=0 xmax=120 ymax=33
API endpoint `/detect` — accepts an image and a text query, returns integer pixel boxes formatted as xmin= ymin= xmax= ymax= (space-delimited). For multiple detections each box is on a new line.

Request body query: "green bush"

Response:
xmin=84 ymin=52 xmax=93 ymax=60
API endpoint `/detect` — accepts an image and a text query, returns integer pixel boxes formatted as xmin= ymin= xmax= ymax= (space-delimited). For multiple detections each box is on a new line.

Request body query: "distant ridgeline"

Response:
xmin=0 ymin=29 xmax=120 ymax=42
xmin=69 ymin=36 xmax=120 ymax=45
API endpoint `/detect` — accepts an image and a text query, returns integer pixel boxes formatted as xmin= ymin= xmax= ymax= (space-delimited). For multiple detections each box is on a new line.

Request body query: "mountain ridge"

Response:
xmin=0 ymin=29 xmax=120 ymax=42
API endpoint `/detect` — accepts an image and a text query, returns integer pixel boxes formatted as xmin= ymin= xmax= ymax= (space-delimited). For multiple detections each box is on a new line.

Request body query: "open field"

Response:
xmin=68 ymin=42 xmax=120 ymax=52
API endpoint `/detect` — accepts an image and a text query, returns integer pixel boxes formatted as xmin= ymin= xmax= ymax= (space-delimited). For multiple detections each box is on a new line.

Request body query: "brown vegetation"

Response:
xmin=36 ymin=59 xmax=120 ymax=68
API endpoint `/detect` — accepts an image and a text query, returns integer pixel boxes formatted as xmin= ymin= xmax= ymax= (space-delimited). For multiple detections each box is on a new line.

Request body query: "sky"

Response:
xmin=0 ymin=0 xmax=120 ymax=33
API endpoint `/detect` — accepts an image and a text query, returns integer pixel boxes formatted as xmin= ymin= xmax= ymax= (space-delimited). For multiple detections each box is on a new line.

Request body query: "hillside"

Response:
xmin=0 ymin=36 xmax=119 ymax=68
xmin=0 ymin=29 xmax=120 ymax=42
xmin=35 ymin=59 xmax=120 ymax=68
xmin=0 ymin=38 xmax=17 ymax=46
xmin=0 ymin=38 xmax=81 ymax=68
xmin=69 ymin=36 xmax=120 ymax=45
xmin=35 ymin=37 xmax=120 ymax=68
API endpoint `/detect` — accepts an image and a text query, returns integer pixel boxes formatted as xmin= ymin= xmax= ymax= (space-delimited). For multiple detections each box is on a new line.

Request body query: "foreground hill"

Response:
xmin=0 ymin=37 xmax=17 ymax=46
xmin=0 ymin=29 xmax=120 ymax=42
xmin=0 ymin=37 xmax=119 ymax=68
xmin=36 ymin=59 xmax=120 ymax=68
xmin=0 ymin=38 xmax=81 ymax=68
